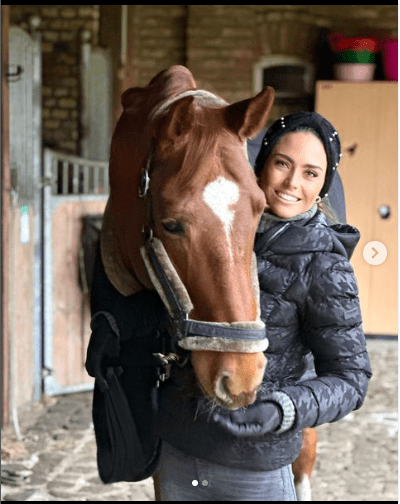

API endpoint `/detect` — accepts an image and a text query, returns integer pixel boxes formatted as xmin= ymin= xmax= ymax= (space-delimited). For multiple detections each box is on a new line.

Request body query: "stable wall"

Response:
xmin=10 ymin=5 xmax=397 ymax=149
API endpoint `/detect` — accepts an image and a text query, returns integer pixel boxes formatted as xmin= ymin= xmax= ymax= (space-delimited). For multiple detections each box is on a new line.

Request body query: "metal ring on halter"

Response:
xmin=139 ymin=138 xmax=156 ymax=198
xmin=138 ymin=168 xmax=150 ymax=198
xmin=142 ymin=225 xmax=154 ymax=242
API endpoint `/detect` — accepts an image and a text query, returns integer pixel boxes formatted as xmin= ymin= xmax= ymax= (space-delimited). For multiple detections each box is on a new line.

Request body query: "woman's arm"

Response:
xmin=280 ymin=257 xmax=372 ymax=430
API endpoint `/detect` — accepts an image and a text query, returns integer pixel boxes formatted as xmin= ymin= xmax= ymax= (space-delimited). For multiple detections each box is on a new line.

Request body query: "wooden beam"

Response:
xmin=1 ymin=4 xmax=11 ymax=427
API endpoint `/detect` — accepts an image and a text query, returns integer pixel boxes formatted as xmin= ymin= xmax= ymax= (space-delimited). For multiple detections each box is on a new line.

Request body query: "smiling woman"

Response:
xmin=246 ymin=111 xmax=371 ymax=500
xmin=258 ymin=130 xmax=327 ymax=219
xmin=255 ymin=112 xmax=342 ymax=223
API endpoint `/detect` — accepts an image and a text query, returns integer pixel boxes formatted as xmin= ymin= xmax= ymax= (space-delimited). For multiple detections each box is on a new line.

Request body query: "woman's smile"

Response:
xmin=275 ymin=191 xmax=301 ymax=203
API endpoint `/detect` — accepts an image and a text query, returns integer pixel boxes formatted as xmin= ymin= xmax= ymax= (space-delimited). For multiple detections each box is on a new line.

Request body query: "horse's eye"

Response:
xmin=162 ymin=219 xmax=185 ymax=235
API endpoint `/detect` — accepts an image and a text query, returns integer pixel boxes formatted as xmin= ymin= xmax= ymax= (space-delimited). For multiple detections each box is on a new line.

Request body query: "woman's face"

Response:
xmin=258 ymin=131 xmax=328 ymax=219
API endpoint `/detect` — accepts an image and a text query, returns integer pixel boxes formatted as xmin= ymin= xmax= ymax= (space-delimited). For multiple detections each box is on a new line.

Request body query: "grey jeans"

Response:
xmin=156 ymin=441 xmax=297 ymax=501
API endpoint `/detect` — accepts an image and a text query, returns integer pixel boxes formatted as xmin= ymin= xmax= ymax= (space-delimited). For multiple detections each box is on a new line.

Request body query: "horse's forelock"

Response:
xmin=179 ymin=115 xmax=251 ymax=188
xmin=177 ymin=110 xmax=225 ymax=187
xmin=150 ymin=92 xmax=229 ymax=187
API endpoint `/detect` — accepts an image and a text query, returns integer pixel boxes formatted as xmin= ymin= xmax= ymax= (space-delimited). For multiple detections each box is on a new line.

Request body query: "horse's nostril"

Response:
xmin=214 ymin=370 xmax=261 ymax=408
xmin=221 ymin=375 xmax=230 ymax=395
xmin=214 ymin=374 xmax=233 ymax=405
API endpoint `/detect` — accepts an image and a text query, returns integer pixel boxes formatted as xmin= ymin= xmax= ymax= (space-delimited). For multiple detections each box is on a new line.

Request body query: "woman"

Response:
xmin=86 ymin=112 xmax=372 ymax=501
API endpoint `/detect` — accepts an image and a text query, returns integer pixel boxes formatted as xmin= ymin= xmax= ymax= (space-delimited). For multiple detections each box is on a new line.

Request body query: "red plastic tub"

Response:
xmin=329 ymin=32 xmax=379 ymax=53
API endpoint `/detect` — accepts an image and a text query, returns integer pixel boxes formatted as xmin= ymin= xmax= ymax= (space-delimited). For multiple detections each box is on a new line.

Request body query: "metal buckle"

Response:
xmin=142 ymin=225 xmax=154 ymax=242
xmin=139 ymin=168 xmax=150 ymax=198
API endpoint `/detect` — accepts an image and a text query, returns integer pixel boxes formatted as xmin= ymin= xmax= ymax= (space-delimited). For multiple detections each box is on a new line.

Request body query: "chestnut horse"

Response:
xmin=101 ymin=65 xmax=274 ymax=409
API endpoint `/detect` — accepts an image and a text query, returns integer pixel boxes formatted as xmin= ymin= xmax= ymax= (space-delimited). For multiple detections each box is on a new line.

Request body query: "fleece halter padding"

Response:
xmin=140 ymin=237 xmax=268 ymax=353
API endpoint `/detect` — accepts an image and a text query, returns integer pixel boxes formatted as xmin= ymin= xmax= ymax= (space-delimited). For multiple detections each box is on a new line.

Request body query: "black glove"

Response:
xmin=85 ymin=312 xmax=121 ymax=392
xmin=211 ymin=402 xmax=282 ymax=437
xmin=211 ymin=391 xmax=296 ymax=437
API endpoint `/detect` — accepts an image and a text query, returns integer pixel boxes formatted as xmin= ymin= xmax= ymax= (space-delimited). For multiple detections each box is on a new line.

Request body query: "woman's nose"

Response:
xmin=284 ymin=170 xmax=299 ymax=189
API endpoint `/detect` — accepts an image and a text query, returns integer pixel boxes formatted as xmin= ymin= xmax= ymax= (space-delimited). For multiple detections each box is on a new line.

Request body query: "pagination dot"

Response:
xmin=202 ymin=480 xmax=209 ymax=486
xmin=192 ymin=480 xmax=198 ymax=486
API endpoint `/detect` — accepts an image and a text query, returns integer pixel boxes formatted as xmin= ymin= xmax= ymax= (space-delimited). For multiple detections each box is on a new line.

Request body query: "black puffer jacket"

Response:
xmin=155 ymin=210 xmax=372 ymax=471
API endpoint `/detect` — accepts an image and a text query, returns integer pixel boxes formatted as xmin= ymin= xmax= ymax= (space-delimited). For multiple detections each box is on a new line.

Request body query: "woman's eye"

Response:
xmin=306 ymin=170 xmax=318 ymax=178
xmin=276 ymin=160 xmax=289 ymax=168
xmin=162 ymin=219 xmax=185 ymax=235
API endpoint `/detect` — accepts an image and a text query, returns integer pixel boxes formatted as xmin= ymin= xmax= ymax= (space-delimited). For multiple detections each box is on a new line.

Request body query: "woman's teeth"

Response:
xmin=277 ymin=192 xmax=299 ymax=202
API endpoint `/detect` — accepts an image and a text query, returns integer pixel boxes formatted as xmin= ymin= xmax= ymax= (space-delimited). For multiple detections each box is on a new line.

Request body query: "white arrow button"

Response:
xmin=363 ymin=241 xmax=387 ymax=265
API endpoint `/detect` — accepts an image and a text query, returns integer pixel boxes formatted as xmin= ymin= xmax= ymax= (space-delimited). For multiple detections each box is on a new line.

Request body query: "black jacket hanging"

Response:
xmin=85 ymin=243 xmax=169 ymax=483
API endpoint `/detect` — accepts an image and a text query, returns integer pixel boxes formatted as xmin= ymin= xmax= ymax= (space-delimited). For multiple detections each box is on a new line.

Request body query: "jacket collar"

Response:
xmin=255 ymin=210 xmax=360 ymax=260
xmin=257 ymin=204 xmax=318 ymax=233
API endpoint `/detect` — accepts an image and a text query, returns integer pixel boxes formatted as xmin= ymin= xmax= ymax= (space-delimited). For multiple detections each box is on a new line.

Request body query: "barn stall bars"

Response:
xmin=42 ymin=148 xmax=108 ymax=396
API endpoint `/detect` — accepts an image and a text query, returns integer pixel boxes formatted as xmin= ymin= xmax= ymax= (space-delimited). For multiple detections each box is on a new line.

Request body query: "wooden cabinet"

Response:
xmin=316 ymin=82 xmax=398 ymax=336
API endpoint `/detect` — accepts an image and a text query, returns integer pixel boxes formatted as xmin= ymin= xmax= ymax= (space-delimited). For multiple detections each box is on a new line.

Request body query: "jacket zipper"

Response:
xmin=264 ymin=222 xmax=291 ymax=247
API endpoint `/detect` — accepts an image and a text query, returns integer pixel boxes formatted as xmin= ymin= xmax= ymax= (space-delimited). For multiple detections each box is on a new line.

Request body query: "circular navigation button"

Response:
xmin=363 ymin=241 xmax=387 ymax=265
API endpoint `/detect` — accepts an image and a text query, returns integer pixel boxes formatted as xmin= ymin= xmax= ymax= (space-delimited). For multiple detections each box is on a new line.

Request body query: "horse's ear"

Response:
xmin=121 ymin=87 xmax=143 ymax=110
xmin=161 ymin=95 xmax=195 ymax=141
xmin=225 ymin=86 xmax=275 ymax=141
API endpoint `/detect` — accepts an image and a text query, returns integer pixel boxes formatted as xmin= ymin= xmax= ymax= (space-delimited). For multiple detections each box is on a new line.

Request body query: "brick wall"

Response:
xmin=186 ymin=5 xmax=397 ymax=105
xmin=125 ymin=5 xmax=187 ymax=87
xmin=99 ymin=5 xmax=188 ymax=125
xmin=186 ymin=5 xmax=257 ymax=102
xmin=112 ymin=4 xmax=397 ymax=121
xmin=10 ymin=5 xmax=398 ymax=154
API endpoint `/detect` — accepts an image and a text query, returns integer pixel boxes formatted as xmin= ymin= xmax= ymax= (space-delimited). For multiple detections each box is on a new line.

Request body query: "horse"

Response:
xmin=100 ymin=65 xmax=275 ymax=410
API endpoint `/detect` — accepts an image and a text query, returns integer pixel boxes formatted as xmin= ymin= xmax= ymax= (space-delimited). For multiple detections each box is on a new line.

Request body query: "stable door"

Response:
xmin=316 ymin=82 xmax=397 ymax=336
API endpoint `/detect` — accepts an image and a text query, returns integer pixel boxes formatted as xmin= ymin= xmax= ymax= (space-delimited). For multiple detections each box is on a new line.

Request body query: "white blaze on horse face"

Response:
xmin=203 ymin=176 xmax=240 ymax=259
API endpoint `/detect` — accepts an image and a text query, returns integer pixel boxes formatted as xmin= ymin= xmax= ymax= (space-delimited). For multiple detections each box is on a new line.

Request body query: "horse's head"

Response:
xmin=102 ymin=66 xmax=274 ymax=409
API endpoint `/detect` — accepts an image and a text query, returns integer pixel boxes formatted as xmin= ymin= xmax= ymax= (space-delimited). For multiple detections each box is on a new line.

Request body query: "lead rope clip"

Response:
xmin=153 ymin=352 xmax=187 ymax=387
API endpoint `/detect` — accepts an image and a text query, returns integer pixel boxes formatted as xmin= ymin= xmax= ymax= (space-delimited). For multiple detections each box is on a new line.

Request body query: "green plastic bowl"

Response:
xmin=336 ymin=50 xmax=375 ymax=63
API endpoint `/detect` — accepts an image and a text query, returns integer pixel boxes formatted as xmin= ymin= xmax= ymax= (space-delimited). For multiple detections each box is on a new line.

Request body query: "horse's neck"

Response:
xmin=101 ymin=199 xmax=145 ymax=296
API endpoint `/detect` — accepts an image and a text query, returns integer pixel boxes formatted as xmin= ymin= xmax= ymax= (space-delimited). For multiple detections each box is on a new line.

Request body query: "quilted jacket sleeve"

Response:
xmin=280 ymin=256 xmax=372 ymax=431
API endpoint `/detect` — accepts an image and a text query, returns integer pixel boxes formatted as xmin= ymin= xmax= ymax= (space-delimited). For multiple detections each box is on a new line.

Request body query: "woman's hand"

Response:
xmin=211 ymin=401 xmax=283 ymax=437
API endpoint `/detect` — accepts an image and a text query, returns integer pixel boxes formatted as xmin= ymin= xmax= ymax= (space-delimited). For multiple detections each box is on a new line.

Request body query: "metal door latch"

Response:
xmin=6 ymin=65 xmax=24 ymax=82
xmin=41 ymin=366 xmax=53 ymax=378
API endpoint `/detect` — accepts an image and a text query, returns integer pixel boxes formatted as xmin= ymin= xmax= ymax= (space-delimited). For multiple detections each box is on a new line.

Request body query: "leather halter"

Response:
xmin=142 ymin=237 xmax=267 ymax=346
xmin=138 ymin=134 xmax=268 ymax=354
